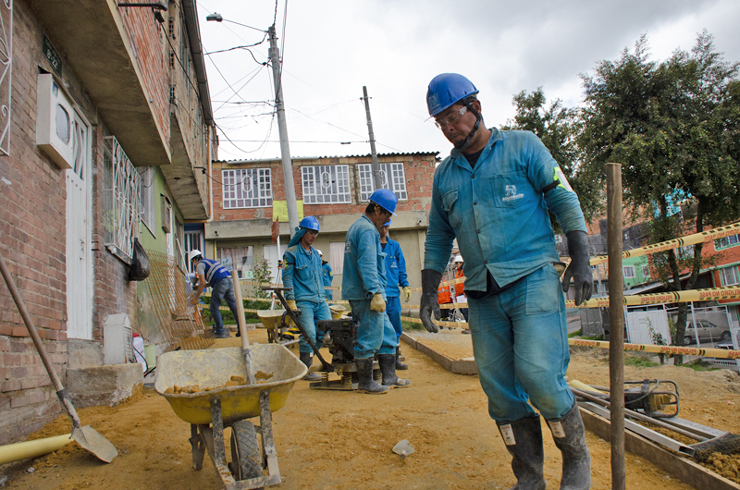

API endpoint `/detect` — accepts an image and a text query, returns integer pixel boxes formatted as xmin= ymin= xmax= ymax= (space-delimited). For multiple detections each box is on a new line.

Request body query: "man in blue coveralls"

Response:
xmin=189 ymin=250 xmax=238 ymax=339
xmin=282 ymin=216 xmax=332 ymax=382
xmin=318 ymin=250 xmax=334 ymax=302
xmin=343 ymin=189 xmax=411 ymax=394
xmin=378 ymin=220 xmax=411 ymax=370
xmin=420 ymin=73 xmax=593 ymax=490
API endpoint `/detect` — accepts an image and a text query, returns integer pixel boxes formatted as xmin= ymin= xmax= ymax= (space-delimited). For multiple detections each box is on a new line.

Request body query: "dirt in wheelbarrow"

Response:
xmin=4 ymin=326 xmax=740 ymax=490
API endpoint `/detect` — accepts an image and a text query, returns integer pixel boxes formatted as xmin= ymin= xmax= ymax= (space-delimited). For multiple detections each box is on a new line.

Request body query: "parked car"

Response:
xmin=681 ymin=320 xmax=732 ymax=345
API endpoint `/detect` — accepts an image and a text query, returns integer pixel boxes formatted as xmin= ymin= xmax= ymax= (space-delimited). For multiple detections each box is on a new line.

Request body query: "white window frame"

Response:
xmin=720 ymin=266 xmax=739 ymax=287
xmin=357 ymin=162 xmax=408 ymax=202
xmin=222 ymin=168 xmax=272 ymax=209
xmin=329 ymin=241 xmax=345 ymax=275
xmin=641 ymin=265 xmax=650 ymax=278
xmin=623 ymin=265 xmax=636 ymax=279
xmin=103 ymin=136 xmax=140 ymax=262
xmin=715 ymin=234 xmax=740 ymax=250
xmin=139 ymin=167 xmax=156 ymax=233
xmin=301 ymin=165 xmax=350 ymax=204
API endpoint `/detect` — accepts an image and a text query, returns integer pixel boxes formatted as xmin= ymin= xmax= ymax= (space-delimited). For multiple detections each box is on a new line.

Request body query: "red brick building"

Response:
xmin=201 ymin=153 xmax=438 ymax=296
xmin=0 ymin=1 xmax=214 ymax=444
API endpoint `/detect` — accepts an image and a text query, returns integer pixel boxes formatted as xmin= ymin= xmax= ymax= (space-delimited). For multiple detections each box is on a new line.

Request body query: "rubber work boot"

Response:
xmin=378 ymin=354 xmax=411 ymax=388
xmin=355 ymin=357 xmax=388 ymax=394
xmin=299 ymin=352 xmax=322 ymax=382
xmin=496 ymin=416 xmax=546 ymax=490
xmin=547 ymin=404 xmax=591 ymax=490
xmin=395 ymin=345 xmax=408 ymax=370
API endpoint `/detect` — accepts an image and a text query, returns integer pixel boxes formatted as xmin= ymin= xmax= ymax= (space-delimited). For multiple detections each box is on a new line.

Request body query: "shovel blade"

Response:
xmin=72 ymin=425 xmax=118 ymax=463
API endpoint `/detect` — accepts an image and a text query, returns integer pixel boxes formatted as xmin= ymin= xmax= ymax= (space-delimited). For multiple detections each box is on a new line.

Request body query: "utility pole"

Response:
xmin=362 ymin=86 xmax=383 ymax=190
xmin=268 ymin=25 xmax=299 ymax=237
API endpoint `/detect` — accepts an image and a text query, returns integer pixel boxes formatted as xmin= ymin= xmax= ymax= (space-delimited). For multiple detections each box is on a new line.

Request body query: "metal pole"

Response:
xmin=606 ymin=163 xmax=625 ymax=490
xmin=362 ymin=86 xmax=383 ymax=190
xmin=268 ymin=25 xmax=299 ymax=237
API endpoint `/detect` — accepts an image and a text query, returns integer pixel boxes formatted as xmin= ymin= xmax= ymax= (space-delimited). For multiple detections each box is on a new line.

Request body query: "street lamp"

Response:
xmin=206 ymin=14 xmax=299 ymax=237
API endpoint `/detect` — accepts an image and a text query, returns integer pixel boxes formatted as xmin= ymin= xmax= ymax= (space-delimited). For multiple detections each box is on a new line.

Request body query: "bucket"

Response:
xmin=144 ymin=344 xmax=157 ymax=369
xmin=329 ymin=304 xmax=346 ymax=320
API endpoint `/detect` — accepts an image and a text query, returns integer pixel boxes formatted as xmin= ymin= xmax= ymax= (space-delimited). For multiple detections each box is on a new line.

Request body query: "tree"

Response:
xmin=503 ymin=88 xmax=601 ymax=227
xmin=580 ymin=32 xmax=740 ymax=361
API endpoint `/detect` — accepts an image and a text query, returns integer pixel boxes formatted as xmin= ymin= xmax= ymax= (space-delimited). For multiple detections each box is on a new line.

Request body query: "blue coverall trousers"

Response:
xmin=210 ymin=278 xmax=239 ymax=334
xmin=350 ymin=299 xmax=397 ymax=359
xmin=296 ymin=299 xmax=332 ymax=354
xmin=385 ymin=296 xmax=403 ymax=343
xmin=468 ymin=264 xmax=575 ymax=422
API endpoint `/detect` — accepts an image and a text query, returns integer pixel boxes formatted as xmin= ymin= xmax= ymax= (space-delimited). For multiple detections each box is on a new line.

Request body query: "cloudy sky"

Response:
xmin=196 ymin=0 xmax=740 ymax=162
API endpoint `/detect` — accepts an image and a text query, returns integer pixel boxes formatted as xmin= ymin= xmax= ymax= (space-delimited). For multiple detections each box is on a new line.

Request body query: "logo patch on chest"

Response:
xmin=502 ymin=184 xmax=524 ymax=202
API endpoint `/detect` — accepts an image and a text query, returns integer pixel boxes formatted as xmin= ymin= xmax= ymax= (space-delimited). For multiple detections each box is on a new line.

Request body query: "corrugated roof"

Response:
xmin=213 ymin=151 xmax=440 ymax=164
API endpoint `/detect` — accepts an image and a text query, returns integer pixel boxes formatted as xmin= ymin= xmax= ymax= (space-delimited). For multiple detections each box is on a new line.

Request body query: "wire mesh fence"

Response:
xmin=145 ymin=251 xmax=214 ymax=353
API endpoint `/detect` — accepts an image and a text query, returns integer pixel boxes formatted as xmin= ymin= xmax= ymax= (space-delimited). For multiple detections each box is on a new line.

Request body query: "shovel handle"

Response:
xmin=0 ymin=251 xmax=83 ymax=429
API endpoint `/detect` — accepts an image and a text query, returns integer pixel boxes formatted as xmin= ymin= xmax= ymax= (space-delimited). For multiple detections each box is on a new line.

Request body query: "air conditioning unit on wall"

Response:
xmin=36 ymin=73 xmax=74 ymax=169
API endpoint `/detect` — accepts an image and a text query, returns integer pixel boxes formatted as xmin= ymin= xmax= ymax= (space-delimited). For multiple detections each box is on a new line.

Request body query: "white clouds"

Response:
xmin=197 ymin=0 xmax=740 ymax=161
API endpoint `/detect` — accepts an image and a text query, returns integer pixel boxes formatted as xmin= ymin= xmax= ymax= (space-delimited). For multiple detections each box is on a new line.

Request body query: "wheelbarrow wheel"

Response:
xmin=230 ymin=420 xmax=262 ymax=481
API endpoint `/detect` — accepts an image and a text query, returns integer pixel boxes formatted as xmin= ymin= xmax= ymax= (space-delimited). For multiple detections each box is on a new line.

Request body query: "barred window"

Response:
xmin=720 ymin=266 xmax=739 ymax=287
xmin=714 ymin=234 xmax=740 ymax=250
xmin=358 ymin=163 xmax=408 ymax=202
xmin=301 ymin=165 xmax=350 ymax=204
xmin=222 ymin=168 xmax=272 ymax=209
xmin=623 ymin=266 xmax=635 ymax=279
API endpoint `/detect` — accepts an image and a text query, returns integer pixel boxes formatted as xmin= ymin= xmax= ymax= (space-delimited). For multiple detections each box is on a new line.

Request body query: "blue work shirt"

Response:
xmin=424 ymin=128 xmax=587 ymax=291
xmin=282 ymin=244 xmax=325 ymax=302
xmin=321 ymin=262 xmax=333 ymax=288
xmin=342 ymin=215 xmax=387 ymax=300
xmin=381 ymin=238 xmax=409 ymax=298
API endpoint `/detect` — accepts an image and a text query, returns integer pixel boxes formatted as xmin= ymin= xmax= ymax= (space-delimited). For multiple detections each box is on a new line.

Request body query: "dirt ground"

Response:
xmin=3 ymin=325 xmax=740 ymax=490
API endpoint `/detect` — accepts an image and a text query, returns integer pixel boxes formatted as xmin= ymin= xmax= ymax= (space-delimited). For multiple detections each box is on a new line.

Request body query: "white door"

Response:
xmin=66 ymin=112 xmax=92 ymax=339
xmin=263 ymin=244 xmax=287 ymax=284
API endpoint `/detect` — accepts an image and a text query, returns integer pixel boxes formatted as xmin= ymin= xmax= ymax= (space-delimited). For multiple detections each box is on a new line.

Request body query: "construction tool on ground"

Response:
xmin=571 ymin=383 xmax=740 ymax=462
xmin=263 ymin=287 xmax=382 ymax=391
xmin=256 ymin=309 xmax=299 ymax=346
xmin=0 ymin=250 xmax=118 ymax=463
xmin=156 ymin=344 xmax=306 ymax=489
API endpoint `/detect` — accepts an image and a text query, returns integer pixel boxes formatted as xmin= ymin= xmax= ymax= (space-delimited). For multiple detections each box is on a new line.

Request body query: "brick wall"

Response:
xmin=0 ymin=1 xmax=142 ymax=445
xmin=0 ymin=0 xmax=69 ymax=445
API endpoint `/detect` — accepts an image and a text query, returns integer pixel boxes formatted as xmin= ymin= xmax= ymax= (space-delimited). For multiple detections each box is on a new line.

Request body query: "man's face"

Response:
xmin=434 ymin=102 xmax=478 ymax=147
xmin=369 ymin=206 xmax=392 ymax=229
xmin=379 ymin=224 xmax=390 ymax=239
xmin=456 ymin=261 xmax=463 ymax=270
xmin=301 ymin=229 xmax=318 ymax=247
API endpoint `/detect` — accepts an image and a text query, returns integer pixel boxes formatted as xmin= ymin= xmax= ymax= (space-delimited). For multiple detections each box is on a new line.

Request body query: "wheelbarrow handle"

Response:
xmin=266 ymin=288 xmax=333 ymax=372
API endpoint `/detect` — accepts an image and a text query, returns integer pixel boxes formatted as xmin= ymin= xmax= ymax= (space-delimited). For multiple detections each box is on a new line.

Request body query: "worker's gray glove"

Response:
xmin=420 ymin=269 xmax=443 ymax=333
xmin=562 ymin=230 xmax=593 ymax=306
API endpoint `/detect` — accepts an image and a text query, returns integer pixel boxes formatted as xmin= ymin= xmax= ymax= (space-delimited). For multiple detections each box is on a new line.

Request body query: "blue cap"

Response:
xmin=426 ymin=73 xmax=479 ymax=117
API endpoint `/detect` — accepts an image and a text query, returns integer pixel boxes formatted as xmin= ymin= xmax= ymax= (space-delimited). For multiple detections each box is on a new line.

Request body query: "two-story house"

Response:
xmin=195 ymin=152 xmax=438 ymax=299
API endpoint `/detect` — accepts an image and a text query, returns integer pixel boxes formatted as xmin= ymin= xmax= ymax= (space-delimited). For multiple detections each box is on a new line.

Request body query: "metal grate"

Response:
xmin=145 ymin=250 xmax=214 ymax=353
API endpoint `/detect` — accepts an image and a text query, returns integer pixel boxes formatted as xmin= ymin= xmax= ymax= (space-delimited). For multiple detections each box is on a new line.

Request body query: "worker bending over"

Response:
xmin=342 ymin=189 xmax=411 ymax=394
xmin=189 ymin=250 xmax=238 ymax=339
xmin=421 ymin=73 xmax=593 ymax=490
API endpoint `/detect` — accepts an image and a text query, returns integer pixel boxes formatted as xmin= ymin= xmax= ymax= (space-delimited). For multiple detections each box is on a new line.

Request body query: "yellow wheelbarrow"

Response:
xmin=155 ymin=344 xmax=306 ymax=489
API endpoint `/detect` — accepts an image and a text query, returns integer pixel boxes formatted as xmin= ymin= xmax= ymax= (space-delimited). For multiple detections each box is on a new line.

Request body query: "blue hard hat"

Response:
xmin=369 ymin=189 xmax=398 ymax=216
xmin=299 ymin=215 xmax=320 ymax=231
xmin=384 ymin=220 xmax=391 ymax=227
xmin=426 ymin=73 xmax=479 ymax=117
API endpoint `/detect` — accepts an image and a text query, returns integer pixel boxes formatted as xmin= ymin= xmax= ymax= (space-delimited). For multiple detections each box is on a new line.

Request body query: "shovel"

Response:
xmin=0 ymin=251 xmax=118 ymax=463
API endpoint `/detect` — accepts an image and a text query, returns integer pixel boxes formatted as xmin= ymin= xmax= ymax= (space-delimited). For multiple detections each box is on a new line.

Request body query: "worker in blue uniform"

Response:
xmin=343 ymin=189 xmax=411 ymax=394
xmin=378 ymin=220 xmax=411 ymax=370
xmin=318 ymin=250 xmax=334 ymax=302
xmin=189 ymin=250 xmax=237 ymax=339
xmin=420 ymin=73 xmax=593 ymax=490
xmin=282 ymin=216 xmax=331 ymax=382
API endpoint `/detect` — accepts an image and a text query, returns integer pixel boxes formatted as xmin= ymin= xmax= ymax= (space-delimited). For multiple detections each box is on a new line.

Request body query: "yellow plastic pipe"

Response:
xmin=0 ymin=434 xmax=73 ymax=465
